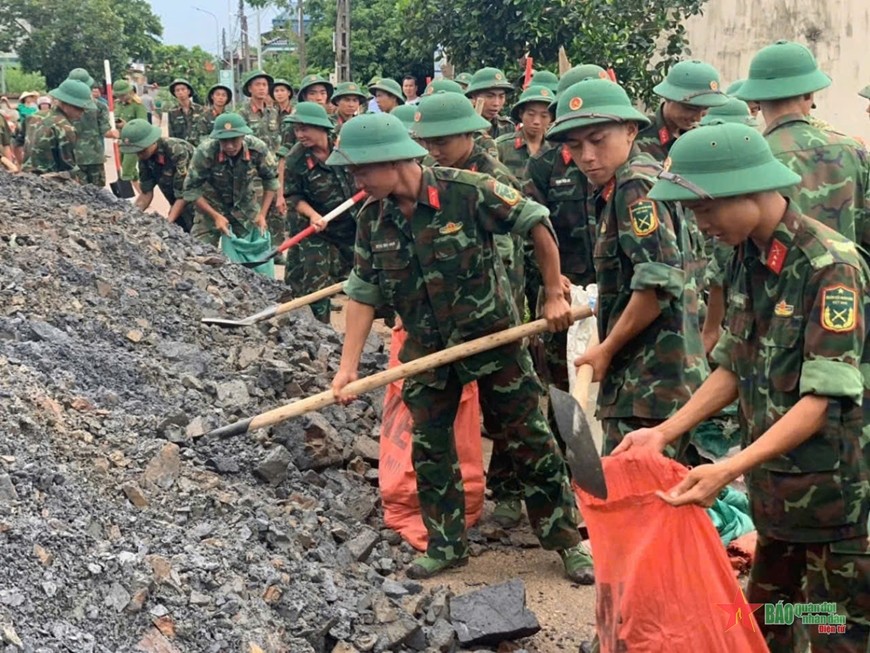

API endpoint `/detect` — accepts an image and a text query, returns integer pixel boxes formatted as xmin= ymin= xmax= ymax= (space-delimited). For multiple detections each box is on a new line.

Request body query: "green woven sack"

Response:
xmin=220 ymin=229 xmax=275 ymax=278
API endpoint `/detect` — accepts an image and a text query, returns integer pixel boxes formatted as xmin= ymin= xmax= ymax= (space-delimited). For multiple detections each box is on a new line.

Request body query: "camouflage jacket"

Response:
xmin=0 ymin=117 xmax=11 ymax=148
xmin=712 ymin=203 xmax=870 ymax=542
xmin=139 ymin=137 xmax=194 ymax=204
xmin=22 ymin=106 xmax=81 ymax=181
xmin=473 ymin=131 xmax=500 ymax=159
xmin=189 ymin=107 xmax=227 ymax=147
xmin=592 ymin=149 xmax=707 ymax=420
xmin=523 ymin=143 xmax=595 ymax=285
xmin=182 ymin=135 xmax=279 ymax=223
xmin=237 ymin=102 xmax=282 ymax=152
xmin=495 ymin=130 xmax=552 ymax=182
xmin=635 ymin=104 xmax=677 ymax=162
xmin=764 ymin=112 xmax=870 ymax=248
xmin=71 ymin=101 xmax=111 ymax=166
xmin=13 ymin=112 xmax=43 ymax=153
xmin=167 ymin=102 xmax=202 ymax=142
xmin=344 ymin=166 xmax=556 ymax=389
xmin=283 ymin=140 xmax=355 ymax=217
xmin=487 ymin=115 xmax=516 ymax=139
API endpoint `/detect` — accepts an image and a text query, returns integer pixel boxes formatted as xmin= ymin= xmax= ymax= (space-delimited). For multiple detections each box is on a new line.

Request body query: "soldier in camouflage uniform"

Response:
xmin=119 ymin=119 xmax=196 ymax=232
xmin=190 ymin=84 xmax=232 ymax=147
xmin=635 ymin=60 xmax=729 ymax=161
xmin=621 ymin=121 xmax=870 ymax=653
xmin=328 ymin=112 xmax=592 ymax=582
xmin=726 ymin=79 xmax=761 ymax=118
xmin=454 ymin=72 xmax=472 ymax=92
xmin=23 ymin=79 xmax=95 ymax=181
xmin=464 ymin=67 xmax=516 ymax=139
xmin=281 ymin=102 xmax=357 ymax=323
xmin=331 ymin=82 xmax=367 ymax=130
xmin=182 ymin=113 xmax=279 ymax=247
xmin=422 ymin=78 xmax=499 ymax=157
xmin=0 ymin=111 xmax=12 ymax=163
xmin=495 ymin=85 xmax=554 ymax=181
xmin=548 ymin=79 xmax=707 ymax=454
xmin=167 ymin=79 xmax=201 ymax=142
xmin=271 ymin=79 xmax=295 ymax=123
xmin=528 ymin=70 xmax=558 ymax=94
xmin=736 ymin=40 xmax=870 ymax=249
xmin=65 ymin=68 xmax=115 ymax=187
xmin=368 ymin=78 xmax=405 ymax=114
xmin=297 ymin=74 xmax=334 ymax=109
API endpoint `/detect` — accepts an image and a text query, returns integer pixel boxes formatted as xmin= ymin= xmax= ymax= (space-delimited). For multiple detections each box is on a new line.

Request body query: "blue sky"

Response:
xmin=149 ymin=0 xmax=281 ymax=53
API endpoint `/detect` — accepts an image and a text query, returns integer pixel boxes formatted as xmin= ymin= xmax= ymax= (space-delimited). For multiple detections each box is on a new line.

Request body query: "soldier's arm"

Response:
xmin=135 ymin=191 xmax=154 ymax=212
xmin=522 ymin=151 xmax=549 ymax=204
xmin=59 ymin=124 xmax=83 ymax=182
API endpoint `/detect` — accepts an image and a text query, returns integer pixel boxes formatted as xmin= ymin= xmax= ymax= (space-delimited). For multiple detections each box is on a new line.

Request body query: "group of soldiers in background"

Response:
xmin=4 ymin=40 xmax=870 ymax=653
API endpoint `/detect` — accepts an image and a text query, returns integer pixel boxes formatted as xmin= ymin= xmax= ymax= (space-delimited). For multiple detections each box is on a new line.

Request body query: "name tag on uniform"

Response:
xmin=372 ymin=239 xmax=400 ymax=252
xmin=554 ymin=177 xmax=573 ymax=187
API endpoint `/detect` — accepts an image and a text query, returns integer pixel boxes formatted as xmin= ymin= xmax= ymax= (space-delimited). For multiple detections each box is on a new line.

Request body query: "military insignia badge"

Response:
xmin=124 ymin=138 xmax=130 ymax=144
xmin=224 ymin=121 xmax=233 ymax=130
xmin=774 ymin=299 xmax=794 ymax=317
xmin=569 ymin=97 xmax=583 ymax=111
xmin=821 ymin=285 xmax=857 ymax=332
xmin=414 ymin=112 xmax=422 ymax=122
xmin=710 ymin=80 xmax=719 ymax=91
xmin=662 ymin=156 xmax=672 ymax=172
xmin=541 ymin=89 xmax=550 ymax=96
xmin=495 ymin=73 xmax=503 ymax=80
xmin=628 ymin=199 xmax=659 ymax=237
xmin=349 ymin=84 xmax=357 ymax=90
xmin=439 ymin=222 xmax=462 ymax=235
xmin=491 ymin=181 xmax=521 ymax=206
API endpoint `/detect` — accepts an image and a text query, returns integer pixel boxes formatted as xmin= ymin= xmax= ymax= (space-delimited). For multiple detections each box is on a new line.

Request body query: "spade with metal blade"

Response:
xmin=103 ymin=59 xmax=135 ymax=199
xmin=200 ymin=281 xmax=344 ymax=328
xmin=549 ymin=329 xmax=608 ymax=499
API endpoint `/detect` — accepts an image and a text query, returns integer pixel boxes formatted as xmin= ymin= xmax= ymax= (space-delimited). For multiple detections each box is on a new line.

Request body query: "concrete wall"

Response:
xmin=683 ymin=0 xmax=870 ymax=138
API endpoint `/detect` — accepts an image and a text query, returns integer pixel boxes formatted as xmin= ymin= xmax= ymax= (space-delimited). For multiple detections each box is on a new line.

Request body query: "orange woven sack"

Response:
xmin=378 ymin=328 xmax=485 ymax=550
xmin=576 ymin=448 xmax=769 ymax=653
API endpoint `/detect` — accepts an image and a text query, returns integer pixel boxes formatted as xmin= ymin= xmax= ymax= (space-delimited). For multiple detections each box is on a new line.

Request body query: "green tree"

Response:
xmin=2 ymin=66 xmax=46 ymax=94
xmin=402 ymin=0 xmax=707 ymax=107
xmin=114 ymin=0 xmax=163 ymax=62
xmin=146 ymin=45 xmax=218 ymax=104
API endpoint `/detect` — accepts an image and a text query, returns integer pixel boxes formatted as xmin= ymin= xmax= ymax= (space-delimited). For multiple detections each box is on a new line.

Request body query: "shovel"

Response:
xmin=201 ymin=281 xmax=344 ymax=328
xmin=240 ymin=190 xmax=368 ymax=268
xmin=103 ymin=59 xmax=135 ymax=199
xmin=549 ymin=327 xmax=608 ymax=499
xmin=202 ymin=305 xmax=593 ymax=439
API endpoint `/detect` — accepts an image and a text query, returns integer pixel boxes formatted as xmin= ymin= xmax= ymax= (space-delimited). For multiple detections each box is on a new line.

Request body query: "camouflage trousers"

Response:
xmin=402 ymin=346 xmax=580 ymax=561
xmin=748 ymin=533 xmax=870 ymax=653
xmin=284 ymin=214 xmax=355 ymax=324
xmin=79 ymin=163 xmax=106 ymax=188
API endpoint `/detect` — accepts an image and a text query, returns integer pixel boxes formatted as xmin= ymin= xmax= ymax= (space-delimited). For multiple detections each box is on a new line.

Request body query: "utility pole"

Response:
xmin=335 ymin=0 xmax=350 ymax=82
xmin=297 ymin=0 xmax=307 ymax=76
xmin=239 ymin=0 xmax=249 ymax=75
xmin=256 ymin=9 xmax=263 ymax=70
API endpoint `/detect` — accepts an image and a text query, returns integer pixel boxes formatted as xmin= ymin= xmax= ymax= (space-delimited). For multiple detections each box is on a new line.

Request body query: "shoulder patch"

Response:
xmin=821 ymin=285 xmax=857 ymax=333
xmin=491 ymin=180 xmax=521 ymax=206
xmin=628 ymin=199 xmax=659 ymax=237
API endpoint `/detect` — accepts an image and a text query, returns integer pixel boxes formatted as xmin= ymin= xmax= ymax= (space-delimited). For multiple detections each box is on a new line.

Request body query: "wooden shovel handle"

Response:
xmin=572 ymin=325 xmax=599 ymax=410
xmin=249 ymin=305 xmax=593 ymax=430
xmin=273 ymin=282 xmax=344 ymax=318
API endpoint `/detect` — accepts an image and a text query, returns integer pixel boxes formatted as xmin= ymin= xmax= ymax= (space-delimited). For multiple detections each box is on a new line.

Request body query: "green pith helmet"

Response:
xmin=113 ymin=80 xmax=133 ymax=96
xmin=699 ymin=97 xmax=758 ymax=127
xmin=207 ymin=84 xmax=233 ymax=104
xmin=529 ymin=70 xmax=559 ymax=93
xmin=169 ymin=78 xmax=194 ymax=96
xmin=210 ymin=113 xmax=253 ymax=139
xmin=547 ymin=79 xmax=649 ymax=141
xmin=298 ymin=73 xmax=334 ymax=99
xmin=859 ymin=85 xmax=870 ymax=99
xmin=368 ymin=78 xmax=405 ymax=104
xmin=391 ymin=104 xmax=418 ymax=131
xmin=647 ymin=121 xmax=801 ymax=201
xmin=410 ymin=92 xmax=491 ymax=139
xmin=423 ymin=79 xmax=464 ymax=96
xmin=67 ymin=68 xmax=95 ymax=89
xmin=454 ymin=72 xmax=472 ymax=88
xmin=326 ymin=113 xmax=428 ymax=165
xmin=272 ymin=78 xmax=294 ymax=95
xmin=510 ymin=85 xmax=556 ymax=122
xmin=242 ymin=69 xmax=274 ymax=97
xmin=50 ymin=79 xmax=96 ymax=110
xmin=331 ymin=81 xmax=368 ymax=103
xmin=556 ymin=64 xmax=607 ymax=97
xmin=118 ymin=118 xmax=162 ymax=153
xmin=726 ymin=79 xmax=745 ymax=96
xmin=465 ymin=67 xmax=514 ymax=96
xmin=736 ymin=40 xmax=831 ymax=101
xmin=282 ymin=101 xmax=334 ymax=130
xmin=653 ymin=60 xmax=728 ymax=107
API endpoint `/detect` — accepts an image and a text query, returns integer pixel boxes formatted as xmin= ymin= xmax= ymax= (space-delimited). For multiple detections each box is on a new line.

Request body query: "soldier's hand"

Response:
xmin=310 ymin=213 xmax=327 ymax=232
xmin=542 ymin=294 xmax=572 ymax=332
xmin=212 ymin=213 xmax=231 ymax=235
xmin=611 ymin=427 xmax=669 ymax=456
xmin=560 ymin=275 xmax=572 ymax=301
xmin=275 ymin=195 xmax=287 ymax=215
xmin=254 ymin=213 xmax=268 ymax=234
xmin=107 ymin=129 xmax=120 ymax=139
xmin=574 ymin=342 xmax=612 ymax=382
xmin=332 ymin=368 xmax=359 ymax=405
xmin=657 ymin=462 xmax=734 ymax=508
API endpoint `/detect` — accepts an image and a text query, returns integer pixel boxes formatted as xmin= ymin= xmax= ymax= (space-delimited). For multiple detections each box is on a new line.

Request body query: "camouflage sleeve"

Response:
xmin=522 ymin=152 xmax=549 ymax=204
xmin=343 ymin=205 xmax=385 ymax=307
xmin=800 ymin=263 xmax=867 ymax=403
xmin=474 ymin=175 xmax=554 ymax=241
xmin=172 ymin=146 xmax=192 ymax=199
xmin=857 ymin=149 xmax=870 ymax=250
xmin=282 ymin=151 xmax=305 ymax=208
xmin=98 ymin=103 xmax=111 ymax=135
xmin=139 ymin=163 xmax=157 ymax=194
xmin=181 ymin=145 xmax=211 ymax=202
xmin=57 ymin=122 xmax=82 ymax=181
xmin=705 ymin=240 xmax=734 ymax=288
xmin=0 ymin=119 xmax=11 ymax=147
xmin=256 ymin=148 xmax=280 ymax=192
xmin=615 ymin=180 xmax=684 ymax=300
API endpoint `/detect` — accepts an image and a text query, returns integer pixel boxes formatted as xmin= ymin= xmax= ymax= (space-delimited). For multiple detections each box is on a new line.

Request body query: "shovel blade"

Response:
xmin=110 ymin=179 xmax=135 ymax=199
xmin=200 ymin=317 xmax=255 ymax=328
xmin=549 ymin=385 xmax=608 ymax=500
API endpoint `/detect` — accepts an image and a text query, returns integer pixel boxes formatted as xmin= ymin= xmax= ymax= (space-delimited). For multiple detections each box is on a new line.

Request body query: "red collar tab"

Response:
xmin=766 ymin=239 xmax=788 ymax=274
xmin=217 ymin=150 xmax=225 ymax=163
xmin=306 ymin=153 xmax=315 ymax=170
xmin=156 ymin=153 xmax=165 ymax=166
xmin=468 ymin=163 xmax=478 ymax=173
xmin=427 ymin=186 xmax=441 ymax=210
xmin=602 ymin=178 xmax=616 ymax=202
xmin=658 ymin=127 xmax=670 ymax=146
xmin=243 ymin=147 xmax=251 ymax=162
xmin=514 ymin=136 xmax=523 ymax=150
xmin=561 ymin=145 xmax=572 ymax=166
